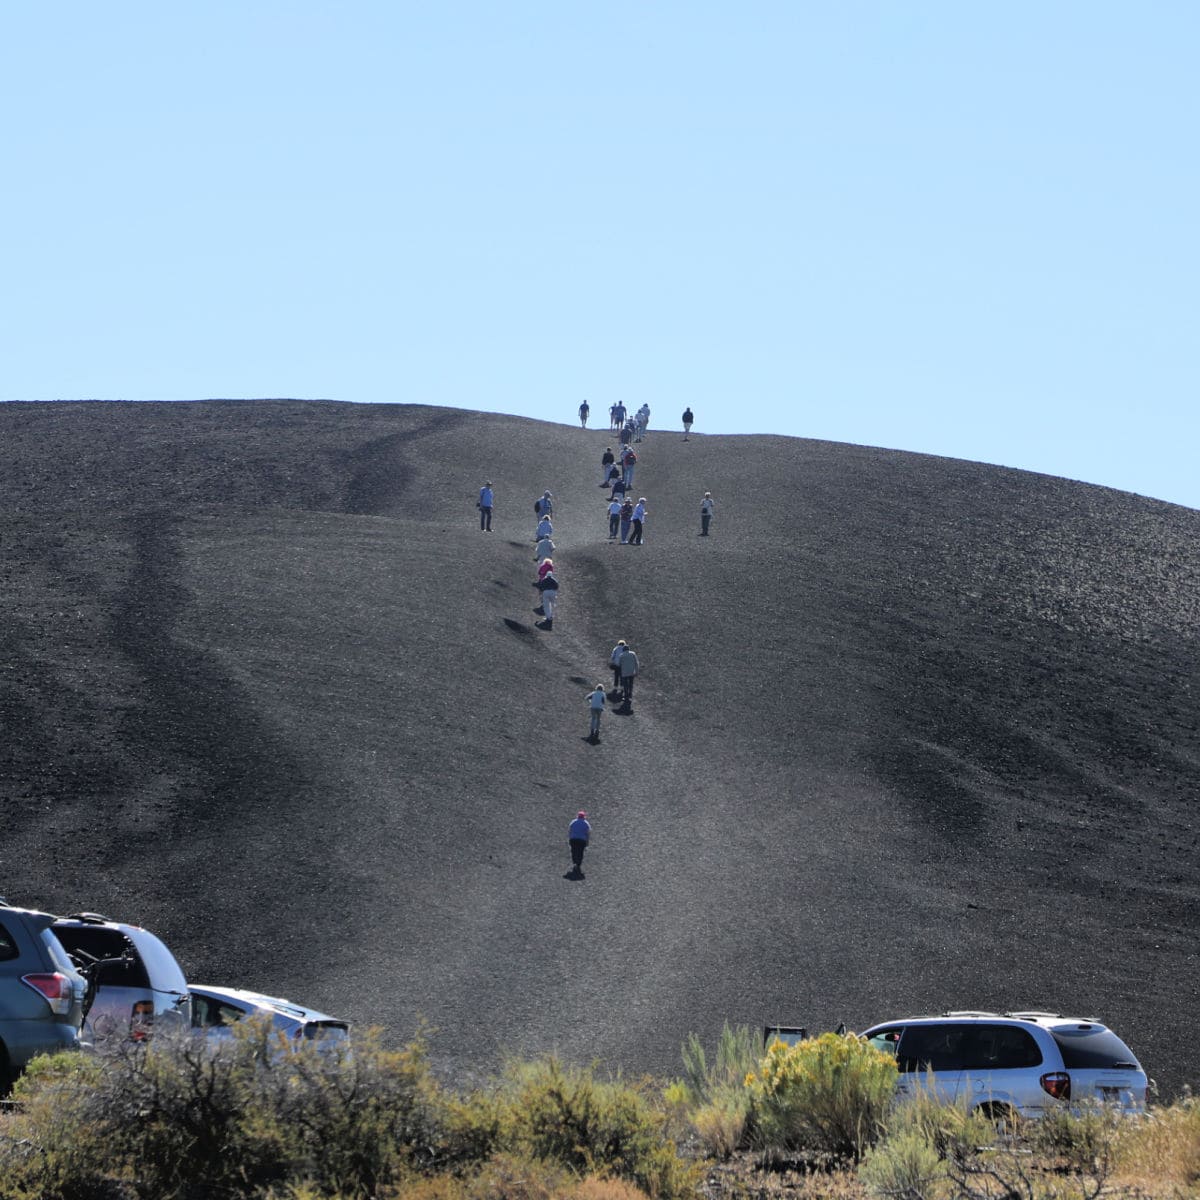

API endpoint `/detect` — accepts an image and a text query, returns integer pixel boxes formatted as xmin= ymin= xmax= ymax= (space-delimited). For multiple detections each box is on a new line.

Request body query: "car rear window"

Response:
xmin=303 ymin=1022 xmax=349 ymax=1042
xmin=52 ymin=926 xmax=150 ymax=988
xmin=0 ymin=923 xmax=18 ymax=962
xmin=1049 ymin=1026 xmax=1142 ymax=1070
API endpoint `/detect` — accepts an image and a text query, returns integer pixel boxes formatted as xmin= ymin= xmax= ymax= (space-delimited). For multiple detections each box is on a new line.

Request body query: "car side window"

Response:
xmin=867 ymin=1027 xmax=903 ymax=1058
xmin=0 ymin=923 xmax=17 ymax=961
xmin=897 ymin=1024 xmax=971 ymax=1072
xmin=963 ymin=1025 xmax=1043 ymax=1070
xmin=194 ymin=996 xmax=246 ymax=1028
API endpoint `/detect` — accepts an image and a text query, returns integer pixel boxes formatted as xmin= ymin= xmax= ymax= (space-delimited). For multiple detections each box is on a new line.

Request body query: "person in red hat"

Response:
xmin=568 ymin=811 xmax=591 ymax=873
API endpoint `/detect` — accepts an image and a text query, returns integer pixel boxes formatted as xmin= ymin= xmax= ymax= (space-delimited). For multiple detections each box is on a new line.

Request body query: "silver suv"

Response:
xmin=861 ymin=1011 xmax=1148 ymax=1118
xmin=52 ymin=914 xmax=190 ymax=1043
xmin=0 ymin=902 xmax=87 ymax=1088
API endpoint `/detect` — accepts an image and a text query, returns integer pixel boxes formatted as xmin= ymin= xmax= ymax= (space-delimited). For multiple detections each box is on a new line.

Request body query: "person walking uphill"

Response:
xmin=533 ymin=567 xmax=559 ymax=629
xmin=477 ymin=482 xmax=494 ymax=531
xmin=568 ymin=811 xmax=591 ymax=873
xmin=586 ymin=684 xmax=606 ymax=741
xmin=629 ymin=498 xmax=647 ymax=545
xmin=619 ymin=497 xmax=634 ymax=544
xmin=609 ymin=640 xmax=627 ymax=693
xmin=579 ymin=400 xmax=590 ymax=428
xmin=700 ymin=491 xmax=715 ymax=535
xmin=682 ymin=407 xmax=694 ymax=439
xmin=619 ymin=644 xmax=639 ymax=706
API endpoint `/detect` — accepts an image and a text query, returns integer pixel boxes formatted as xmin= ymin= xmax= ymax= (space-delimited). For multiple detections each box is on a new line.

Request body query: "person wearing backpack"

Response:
xmin=682 ymin=407 xmax=694 ymax=439
xmin=621 ymin=446 xmax=637 ymax=487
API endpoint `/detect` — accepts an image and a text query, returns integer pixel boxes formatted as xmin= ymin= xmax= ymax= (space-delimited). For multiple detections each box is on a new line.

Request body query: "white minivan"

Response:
xmin=861 ymin=1011 xmax=1148 ymax=1119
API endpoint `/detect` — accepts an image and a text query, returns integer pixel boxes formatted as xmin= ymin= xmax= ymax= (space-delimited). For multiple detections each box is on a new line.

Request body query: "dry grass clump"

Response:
xmin=1114 ymin=1094 xmax=1200 ymax=1194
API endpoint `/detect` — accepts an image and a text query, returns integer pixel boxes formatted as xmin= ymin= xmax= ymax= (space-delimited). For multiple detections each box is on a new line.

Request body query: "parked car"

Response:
xmin=52 ymin=913 xmax=190 ymax=1043
xmin=189 ymin=985 xmax=350 ymax=1052
xmin=861 ymin=1011 xmax=1148 ymax=1118
xmin=0 ymin=901 xmax=87 ymax=1088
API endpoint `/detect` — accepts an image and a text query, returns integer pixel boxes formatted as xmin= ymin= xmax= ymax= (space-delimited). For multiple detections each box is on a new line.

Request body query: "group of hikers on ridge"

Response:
xmin=474 ymin=405 xmax=715 ymax=880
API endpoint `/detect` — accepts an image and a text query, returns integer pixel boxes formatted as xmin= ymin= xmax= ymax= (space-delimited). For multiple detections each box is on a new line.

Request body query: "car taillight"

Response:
xmin=22 ymin=973 xmax=74 ymax=1015
xmin=130 ymin=1000 xmax=155 ymax=1042
xmin=1040 ymin=1071 xmax=1071 ymax=1100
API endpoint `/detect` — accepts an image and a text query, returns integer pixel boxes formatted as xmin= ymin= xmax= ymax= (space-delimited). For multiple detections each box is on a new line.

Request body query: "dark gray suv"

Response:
xmin=0 ymin=902 xmax=87 ymax=1088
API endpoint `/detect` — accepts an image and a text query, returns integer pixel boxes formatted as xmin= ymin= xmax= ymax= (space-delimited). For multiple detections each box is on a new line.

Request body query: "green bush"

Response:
xmin=497 ymin=1058 xmax=697 ymax=1199
xmin=859 ymin=1128 xmax=944 ymax=1200
xmin=744 ymin=1033 xmax=898 ymax=1162
xmin=666 ymin=1024 xmax=760 ymax=1158
xmin=0 ymin=1021 xmax=451 ymax=1200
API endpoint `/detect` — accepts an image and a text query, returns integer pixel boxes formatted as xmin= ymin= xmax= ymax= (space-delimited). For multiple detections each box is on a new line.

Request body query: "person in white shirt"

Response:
xmin=586 ymin=684 xmax=606 ymax=740
xmin=630 ymin=498 xmax=647 ymax=545
xmin=700 ymin=492 xmax=715 ymax=536
xmin=606 ymin=498 xmax=621 ymax=540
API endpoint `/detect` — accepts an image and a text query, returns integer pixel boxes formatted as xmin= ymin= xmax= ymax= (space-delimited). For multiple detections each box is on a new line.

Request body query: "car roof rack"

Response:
xmin=61 ymin=912 xmax=117 ymax=925
xmin=940 ymin=1010 xmax=1002 ymax=1018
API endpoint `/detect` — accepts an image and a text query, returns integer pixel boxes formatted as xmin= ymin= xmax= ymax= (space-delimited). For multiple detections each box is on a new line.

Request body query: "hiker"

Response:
xmin=579 ymin=400 xmax=589 ymax=428
xmin=609 ymin=403 xmax=620 ymax=431
xmin=586 ymin=684 xmax=606 ymax=740
xmin=537 ymin=556 xmax=555 ymax=580
xmin=534 ymin=490 xmax=554 ymax=518
xmin=533 ymin=567 xmax=559 ymax=628
xmin=682 ymin=407 xmax=694 ymax=439
xmin=700 ymin=491 xmax=715 ymax=535
xmin=629 ymin=498 xmax=647 ymax=545
xmin=609 ymin=640 xmax=627 ymax=692
xmin=619 ymin=644 xmax=639 ymax=705
xmin=600 ymin=447 xmax=615 ymax=485
xmin=619 ymin=497 xmax=634 ymax=544
xmin=569 ymin=811 xmax=591 ymax=872
xmin=477 ymin=481 xmax=494 ymax=532
xmin=535 ymin=533 xmax=555 ymax=563
xmin=613 ymin=401 xmax=627 ymax=429
xmin=608 ymin=475 xmax=627 ymax=503
xmin=535 ymin=513 xmax=553 ymax=543
xmin=621 ymin=445 xmax=637 ymax=487
xmin=606 ymin=497 xmax=622 ymax=539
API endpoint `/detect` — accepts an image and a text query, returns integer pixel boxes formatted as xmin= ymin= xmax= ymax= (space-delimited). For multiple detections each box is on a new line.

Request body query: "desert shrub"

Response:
xmin=667 ymin=1024 xmax=760 ymax=1158
xmin=0 ymin=1021 xmax=452 ymax=1200
xmin=1115 ymin=1095 xmax=1200 ymax=1188
xmin=1025 ymin=1102 xmax=1123 ymax=1176
xmin=859 ymin=1093 xmax=996 ymax=1200
xmin=497 ymin=1058 xmax=698 ymax=1199
xmin=744 ymin=1033 xmax=898 ymax=1162
xmin=859 ymin=1129 xmax=943 ymax=1200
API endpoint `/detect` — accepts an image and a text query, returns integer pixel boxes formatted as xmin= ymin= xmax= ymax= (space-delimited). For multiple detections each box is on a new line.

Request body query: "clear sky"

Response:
xmin=4 ymin=3 xmax=1197 ymax=509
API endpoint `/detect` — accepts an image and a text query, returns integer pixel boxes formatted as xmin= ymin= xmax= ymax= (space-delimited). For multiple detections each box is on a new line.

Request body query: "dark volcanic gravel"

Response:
xmin=1 ymin=399 xmax=1197 ymax=1096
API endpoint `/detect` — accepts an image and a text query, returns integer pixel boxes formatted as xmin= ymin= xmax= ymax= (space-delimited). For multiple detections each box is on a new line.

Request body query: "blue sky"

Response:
xmin=4 ymin=2 xmax=1197 ymax=509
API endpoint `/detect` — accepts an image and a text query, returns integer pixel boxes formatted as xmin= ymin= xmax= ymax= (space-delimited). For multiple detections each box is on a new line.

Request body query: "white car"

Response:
xmin=861 ymin=1011 xmax=1148 ymax=1119
xmin=189 ymin=985 xmax=349 ymax=1052
xmin=53 ymin=914 xmax=190 ymax=1043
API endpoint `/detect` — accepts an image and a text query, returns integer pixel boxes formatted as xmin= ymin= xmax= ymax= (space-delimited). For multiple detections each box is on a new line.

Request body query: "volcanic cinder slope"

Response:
xmin=1 ymin=400 xmax=1197 ymax=1094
